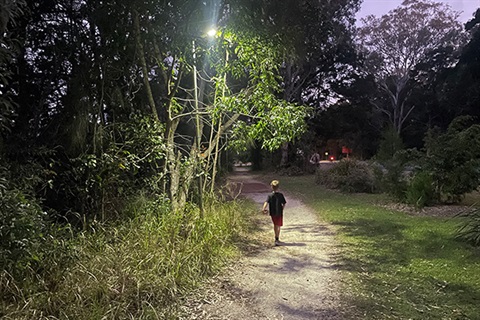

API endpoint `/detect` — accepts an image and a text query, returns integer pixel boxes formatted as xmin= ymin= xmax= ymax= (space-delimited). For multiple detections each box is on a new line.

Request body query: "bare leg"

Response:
xmin=274 ymin=225 xmax=281 ymax=240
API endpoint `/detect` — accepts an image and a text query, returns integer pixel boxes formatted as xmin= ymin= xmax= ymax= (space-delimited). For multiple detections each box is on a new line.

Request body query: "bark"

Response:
xmin=280 ymin=142 xmax=289 ymax=167
xmin=376 ymin=75 xmax=414 ymax=134
xmin=132 ymin=9 xmax=159 ymax=121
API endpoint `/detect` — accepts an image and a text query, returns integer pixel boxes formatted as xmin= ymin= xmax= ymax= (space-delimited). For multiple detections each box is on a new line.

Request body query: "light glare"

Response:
xmin=207 ymin=28 xmax=216 ymax=37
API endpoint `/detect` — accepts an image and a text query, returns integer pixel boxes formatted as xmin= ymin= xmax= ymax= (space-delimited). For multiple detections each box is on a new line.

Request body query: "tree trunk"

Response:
xmin=280 ymin=142 xmax=289 ymax=167
xmin=132 ymin=9 xmax=159 ymax=122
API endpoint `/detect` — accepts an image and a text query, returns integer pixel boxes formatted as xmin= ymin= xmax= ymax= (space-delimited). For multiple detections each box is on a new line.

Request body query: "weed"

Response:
xmin=0 ymin=194 xmax=253 ymax=319
xmin=456 ymin=208 xmax=480 ymax=246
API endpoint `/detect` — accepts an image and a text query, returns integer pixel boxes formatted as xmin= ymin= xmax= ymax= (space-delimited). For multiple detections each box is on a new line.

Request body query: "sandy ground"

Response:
xmin=181 ymin=168 xmax=344 ymax=320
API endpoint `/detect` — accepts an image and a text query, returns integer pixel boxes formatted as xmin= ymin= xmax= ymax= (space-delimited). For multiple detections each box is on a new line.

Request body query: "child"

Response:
xmin=263 ymin=180 xmax=287 ymax=246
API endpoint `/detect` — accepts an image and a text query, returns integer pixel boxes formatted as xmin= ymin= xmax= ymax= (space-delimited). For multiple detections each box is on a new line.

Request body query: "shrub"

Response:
xmin=372 ymin=160 xmax=408 ymax=200
xmin=372 ymin=149 xmax=422 ymax=202
xmin=405 ymin=171 xmax=437 ymax=208
xmin=44 ymin=115 xmax=166 ymax=224
xmin=276 ymin=165 xmax=304 ymax=176
xmin=0 ymin=166 xmax=46 ymax=275
xmin=316 ymin=159 xmax=375 ymax=193
xmin=456 ymin=208 xmax=480 ymax=247
xmin=375 ymin=126 xmax=405 ymax=161
xmin=423 ymin=116 xmax=480 ymax=203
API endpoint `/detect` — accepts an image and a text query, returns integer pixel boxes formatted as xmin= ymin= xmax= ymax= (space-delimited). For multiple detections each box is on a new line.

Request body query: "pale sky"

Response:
xmin=357 ymin=0 xmax=480 ymax=24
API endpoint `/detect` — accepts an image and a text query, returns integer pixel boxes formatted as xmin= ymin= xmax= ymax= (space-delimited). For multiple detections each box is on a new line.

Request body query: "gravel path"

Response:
xmin=182 ymin=169 xmax=344 ymax=319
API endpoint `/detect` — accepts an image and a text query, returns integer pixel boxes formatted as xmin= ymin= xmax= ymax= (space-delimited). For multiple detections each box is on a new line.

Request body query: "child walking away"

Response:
xmin=263 ymin=180 xmax=287 ymax=246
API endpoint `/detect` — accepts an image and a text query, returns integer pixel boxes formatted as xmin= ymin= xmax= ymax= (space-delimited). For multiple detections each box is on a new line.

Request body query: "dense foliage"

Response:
xmin=0 ymin=0 xmax=359 ymax=316
xmin=357 ymin=0 xmax=465 ymax=135
xmin=2 ymin=0 xmax=480 ymax=315
xmin=1 ymin=195 xmax=252 ymax=318
xmin=422 ymin=116 xmax=480 ymax=203
xmin=1 ymin=0 xmax=314 ymax=220
xmin=315 ymin=159 xmax=375 ymax=193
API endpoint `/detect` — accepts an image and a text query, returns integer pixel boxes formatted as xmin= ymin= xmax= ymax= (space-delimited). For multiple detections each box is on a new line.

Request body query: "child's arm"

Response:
xmin=262 ymin=202 xmax=268 ymax=214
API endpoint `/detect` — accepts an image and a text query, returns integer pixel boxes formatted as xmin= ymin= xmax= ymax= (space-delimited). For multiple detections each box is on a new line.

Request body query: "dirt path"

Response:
xmin=182 ymin=169 xmax=344 ymax=319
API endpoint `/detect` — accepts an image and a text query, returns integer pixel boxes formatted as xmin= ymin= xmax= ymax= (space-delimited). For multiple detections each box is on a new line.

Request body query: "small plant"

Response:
xmin=0 ymin=166 xmax=46 ymax=275
xmin=405 ymin=171 xmax=437 ymax=208
xmin=372 ymin=149 xmax=422 ymax=202
xmin=456 ymin=208 xmax=480 ymax=246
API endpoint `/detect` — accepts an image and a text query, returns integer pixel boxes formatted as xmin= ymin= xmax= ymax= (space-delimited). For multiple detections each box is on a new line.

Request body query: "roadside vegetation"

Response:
xmin=282 ymin=175 xmax=480 ymax=320
xmin=3 ymin=0 xmax=480 ymax=318
xmin=0 ymin=194 xmax=256 ymax=319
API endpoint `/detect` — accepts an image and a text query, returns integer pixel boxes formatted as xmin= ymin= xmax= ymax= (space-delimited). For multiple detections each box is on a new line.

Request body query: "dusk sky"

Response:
xmin=357 ymin=0 xmax=480 ymax=23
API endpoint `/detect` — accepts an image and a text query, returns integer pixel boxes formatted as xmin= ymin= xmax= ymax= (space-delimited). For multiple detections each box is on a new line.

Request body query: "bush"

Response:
xmin=372 ymin=149 xmax=422 ymax=202
xmin=405 ymin=171 xmax=437 ymax=208
xmin=316 ymin=159 xmax=375 ymax=193
xmin=276 ymin=165 xmax=304 ymax=176
xmin=43 ymin=115 xmax=166 ymax=224
xmin=375 ymin=126 xmax=405 ymax=161
xmin=456 ymin=208 xmax=480 ymax=247
xmin=423 ymin=116 xmax=480 ymax=203
xmin=0 ymin=166 xmax=46 ymax=275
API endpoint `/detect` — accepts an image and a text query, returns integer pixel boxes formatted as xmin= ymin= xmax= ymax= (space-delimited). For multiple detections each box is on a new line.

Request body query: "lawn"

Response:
xmin=278 ymin=175 xmax=480 ymax=320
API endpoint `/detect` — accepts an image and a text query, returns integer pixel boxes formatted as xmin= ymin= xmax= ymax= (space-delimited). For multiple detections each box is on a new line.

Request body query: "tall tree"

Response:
xmin=2 ymin=0 xmax=310 ymax=216
xmin=0 ymin=0 xmax=27 ymax=149
xmin=357 ymin=0 xmax=465 ymax=134
xmin=437 ymin=8 xmax=480 ymax=122
xmin=224 ymin=0 xmax=361 ymax=165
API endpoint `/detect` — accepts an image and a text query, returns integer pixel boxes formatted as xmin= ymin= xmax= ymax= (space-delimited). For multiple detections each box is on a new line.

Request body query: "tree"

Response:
xmin=1 ymin=0 xmax=310 ymax=218
xmin=281 ymin=1 xmax=361 ymax=166
xmin=423 ymin=116 xmax=480 ymax=203
xmin=0 ymin=0 xmax=27 ymax=149
xmin=221 ymin=0 xmax=362 ymax=166
xmin=127 ymin=1 xmax=310 ymax=211
xmin=437 ymin=9 xmax=480 ymax=123
xmin=357 ymin=0 xmax=465 ymax=134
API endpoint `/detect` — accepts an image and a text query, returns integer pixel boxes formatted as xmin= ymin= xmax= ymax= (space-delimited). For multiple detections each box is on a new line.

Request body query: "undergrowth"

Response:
xmin=0 ymin=194 xmax=253 ymax=319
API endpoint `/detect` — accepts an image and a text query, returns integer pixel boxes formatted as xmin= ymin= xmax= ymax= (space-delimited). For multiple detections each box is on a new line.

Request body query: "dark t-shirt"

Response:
xmin=266 ymin=192 xmax=286 ymax=216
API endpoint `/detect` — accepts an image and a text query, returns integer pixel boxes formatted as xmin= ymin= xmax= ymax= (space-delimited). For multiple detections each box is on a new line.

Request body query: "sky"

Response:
xmin=356 ymin=0 xmax=480 ymax=24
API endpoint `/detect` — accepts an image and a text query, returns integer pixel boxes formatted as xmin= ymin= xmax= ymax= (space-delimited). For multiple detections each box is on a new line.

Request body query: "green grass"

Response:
xmin=279 ymin=175 xmax=480 ymax=320
xmin=0 ymin=195 xmax=257 ymax=319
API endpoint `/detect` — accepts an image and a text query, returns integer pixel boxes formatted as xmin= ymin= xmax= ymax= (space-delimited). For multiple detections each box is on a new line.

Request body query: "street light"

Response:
xmin=207 ymin=28 xmax=217 ymax=37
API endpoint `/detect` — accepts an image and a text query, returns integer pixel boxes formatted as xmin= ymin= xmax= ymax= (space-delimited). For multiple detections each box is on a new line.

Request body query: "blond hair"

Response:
xmin=271 ymin=180 xmax=280 ymax=190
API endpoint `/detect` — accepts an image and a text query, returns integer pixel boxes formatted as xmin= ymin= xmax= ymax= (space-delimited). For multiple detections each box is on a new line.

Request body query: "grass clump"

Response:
xmin=456 ymin=208 xmax=480 ymax=247
xmin=0 ymin=194 xmax=253 ymax=319
xmin=281 ymin=175 xmax=480 ymax=320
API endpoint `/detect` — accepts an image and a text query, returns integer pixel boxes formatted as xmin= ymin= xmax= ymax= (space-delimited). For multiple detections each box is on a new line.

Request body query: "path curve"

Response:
xmin=184 ymin=169 xmax=343 ymax=319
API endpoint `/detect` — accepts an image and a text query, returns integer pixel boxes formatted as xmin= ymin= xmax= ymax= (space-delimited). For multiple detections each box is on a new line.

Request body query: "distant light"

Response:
xmin=207 ymin=28 xmax=217 ymax=37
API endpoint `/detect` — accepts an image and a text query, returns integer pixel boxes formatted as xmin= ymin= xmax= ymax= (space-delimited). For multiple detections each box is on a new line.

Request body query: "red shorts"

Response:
xmin=271 ymin=215 xmax=283 ymax=226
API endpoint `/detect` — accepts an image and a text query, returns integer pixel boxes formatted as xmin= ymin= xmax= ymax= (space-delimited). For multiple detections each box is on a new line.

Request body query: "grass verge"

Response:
xmin=279 ymin=175 xmax=480 ymax=320
xmin=0 ymin=195 xmax=257 ymax=319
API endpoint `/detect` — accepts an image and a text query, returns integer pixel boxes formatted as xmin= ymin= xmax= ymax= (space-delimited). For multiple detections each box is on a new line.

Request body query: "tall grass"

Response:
xmin=280 ymin=175 xmax=480 ymax=320
xmin=1 ymin=194 xmax=253 ymax=319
